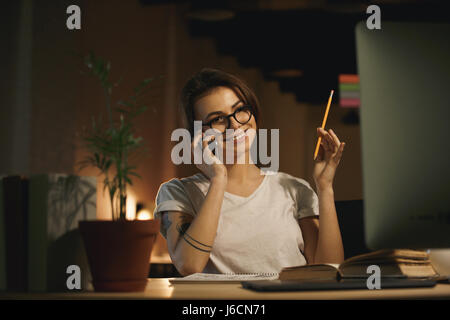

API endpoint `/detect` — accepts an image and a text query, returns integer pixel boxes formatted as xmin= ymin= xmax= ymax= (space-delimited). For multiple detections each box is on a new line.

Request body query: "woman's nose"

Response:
xmin=229 ymin=117 xmax=242 ymax=130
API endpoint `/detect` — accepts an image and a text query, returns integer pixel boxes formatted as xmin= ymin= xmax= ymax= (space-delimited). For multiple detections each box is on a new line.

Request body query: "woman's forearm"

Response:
xmin=174 ymin=176 xmax=227 ymax=275
xmin=314 ymin=187 xmax=345 ymax=264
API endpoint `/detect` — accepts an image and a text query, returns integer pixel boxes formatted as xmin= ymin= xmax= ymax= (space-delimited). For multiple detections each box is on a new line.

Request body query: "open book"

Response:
xmin=278 ymin=249 xmax=439 ymax=281
xmin=170 ymin=250 xmax=439 ymax=284
xmin=170 ymin=272 xmax=279 ymax=284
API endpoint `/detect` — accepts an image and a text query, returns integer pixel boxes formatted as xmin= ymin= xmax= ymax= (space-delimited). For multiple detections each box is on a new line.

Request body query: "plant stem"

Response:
xmin=104 ymin=87 xmax=113 ymax=130
xmin=103 ymin=84 xmax=116 ymax=220
xmin=116 ymin=144 xmax=126 ymax=220
xmin=120 ymin=149 xmax=128 ymax=220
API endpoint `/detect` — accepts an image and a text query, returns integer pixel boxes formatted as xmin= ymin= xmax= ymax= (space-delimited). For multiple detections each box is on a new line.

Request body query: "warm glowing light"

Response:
xmin=126 ymin=192 xmax=136 ymax=220
xmin=136 ymin=209 xmax=152 ymax=220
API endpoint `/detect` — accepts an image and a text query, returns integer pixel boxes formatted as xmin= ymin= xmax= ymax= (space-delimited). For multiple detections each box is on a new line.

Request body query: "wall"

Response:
xmin=0 ymin=0 xmax=33 ymax=175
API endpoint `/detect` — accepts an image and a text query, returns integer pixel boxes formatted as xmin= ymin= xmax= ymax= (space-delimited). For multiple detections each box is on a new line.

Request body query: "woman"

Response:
xmin=154 ymin=68 xmax=345 ymax=276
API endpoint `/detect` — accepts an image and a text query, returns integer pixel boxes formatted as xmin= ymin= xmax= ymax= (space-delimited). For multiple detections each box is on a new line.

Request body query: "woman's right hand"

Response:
xmin=191 ymin=132 xmax=227 ymax=183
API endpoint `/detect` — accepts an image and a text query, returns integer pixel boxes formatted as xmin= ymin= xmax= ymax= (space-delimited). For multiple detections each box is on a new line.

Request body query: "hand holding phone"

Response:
xmin=191 ymin=132 xmax=227 ymax=181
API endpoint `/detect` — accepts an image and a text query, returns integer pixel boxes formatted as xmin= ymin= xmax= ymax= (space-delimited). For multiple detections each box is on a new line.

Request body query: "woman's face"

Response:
xmin=194 ymin=86 xmax=257 ymax=163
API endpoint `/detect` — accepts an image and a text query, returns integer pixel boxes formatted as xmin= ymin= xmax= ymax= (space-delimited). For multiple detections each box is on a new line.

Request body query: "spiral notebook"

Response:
xmin=169 ymin=272 xmax=279 ymax=284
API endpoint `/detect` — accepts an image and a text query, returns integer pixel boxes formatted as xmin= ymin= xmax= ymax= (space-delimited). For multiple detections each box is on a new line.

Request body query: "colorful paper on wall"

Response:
xmin=339 ymin=74 xmax=360 ymax=108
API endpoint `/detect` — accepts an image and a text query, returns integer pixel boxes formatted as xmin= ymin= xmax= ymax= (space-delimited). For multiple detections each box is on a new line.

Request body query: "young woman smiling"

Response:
xmin=154 ymin=68 xmax=345 ymax=276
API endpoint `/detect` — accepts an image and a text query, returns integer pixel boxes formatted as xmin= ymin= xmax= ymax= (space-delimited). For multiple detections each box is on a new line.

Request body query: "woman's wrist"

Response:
xmin=315 ymin=184 xmax=334 ymax=196
xmin=211 ymin=174 xmax=227 ymax=187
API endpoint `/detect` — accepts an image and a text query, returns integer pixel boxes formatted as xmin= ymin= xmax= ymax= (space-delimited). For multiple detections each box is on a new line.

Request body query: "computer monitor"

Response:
xmin=355 ymin=22 xmax=450 ymax=250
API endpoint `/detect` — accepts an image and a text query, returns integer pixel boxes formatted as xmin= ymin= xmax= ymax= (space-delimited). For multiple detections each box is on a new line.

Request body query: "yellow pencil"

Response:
xmin=313 ymin=90 xmax=334 ymax=160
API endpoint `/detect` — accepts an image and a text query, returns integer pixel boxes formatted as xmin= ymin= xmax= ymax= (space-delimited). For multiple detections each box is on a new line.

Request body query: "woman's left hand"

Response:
xmin=313 ymin=128 xmax=346 ymax=192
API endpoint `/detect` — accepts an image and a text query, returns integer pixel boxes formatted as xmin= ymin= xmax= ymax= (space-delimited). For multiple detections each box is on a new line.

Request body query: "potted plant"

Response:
xmin=77 ymin=52 xmax=160 ymax=292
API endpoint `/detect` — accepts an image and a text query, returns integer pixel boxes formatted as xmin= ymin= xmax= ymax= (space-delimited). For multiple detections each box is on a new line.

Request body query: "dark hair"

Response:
xmin=180 ymin=68 xmax=262 ymax=136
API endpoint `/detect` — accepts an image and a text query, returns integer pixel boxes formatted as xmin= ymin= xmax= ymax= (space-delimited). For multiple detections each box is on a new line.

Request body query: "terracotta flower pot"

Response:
xmin=79 ymin=219 xmax=160 ymax=292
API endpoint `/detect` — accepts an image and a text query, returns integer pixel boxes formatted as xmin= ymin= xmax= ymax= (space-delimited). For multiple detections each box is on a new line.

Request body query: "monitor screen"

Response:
xmin=356 ymin=22 xmax=450 ymax=249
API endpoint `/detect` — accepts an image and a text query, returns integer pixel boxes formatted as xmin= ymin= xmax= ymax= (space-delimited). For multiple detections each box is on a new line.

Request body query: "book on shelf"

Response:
xmin=0 ymin=175 xmax=6 ymax=291
xmin=2 ymin=175 xmax=29 ymax=292
xmin=278 ymin=249 xmax=439 ymax=281
xmin=28 ymin=174 xmax=97 ymax=292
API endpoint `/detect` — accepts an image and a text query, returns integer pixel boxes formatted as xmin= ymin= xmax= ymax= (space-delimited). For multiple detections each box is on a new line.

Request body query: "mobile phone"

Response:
xmin=208 ymin=139 xmax=217 ymax=155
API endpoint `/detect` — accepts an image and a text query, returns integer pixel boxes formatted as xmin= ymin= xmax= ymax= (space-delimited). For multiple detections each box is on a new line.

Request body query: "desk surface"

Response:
xmin=2 ymin=279 xmax=450 ymax=300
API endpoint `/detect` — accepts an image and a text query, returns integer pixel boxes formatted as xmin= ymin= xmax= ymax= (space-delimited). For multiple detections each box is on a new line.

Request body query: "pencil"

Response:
xmin=313 ymin=90 xmax=334 ymax=160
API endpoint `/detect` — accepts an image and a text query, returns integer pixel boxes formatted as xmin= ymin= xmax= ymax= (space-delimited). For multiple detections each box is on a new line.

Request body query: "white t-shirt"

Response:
xmin=153 ymin=171 xmax=319 ymax=274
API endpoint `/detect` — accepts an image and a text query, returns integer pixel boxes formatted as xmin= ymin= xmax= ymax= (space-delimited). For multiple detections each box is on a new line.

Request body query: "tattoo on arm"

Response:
xmin=176 ymin=221 xmax=212 ymax=253
xmin=162 ymin=213 xmax=172 ymax=231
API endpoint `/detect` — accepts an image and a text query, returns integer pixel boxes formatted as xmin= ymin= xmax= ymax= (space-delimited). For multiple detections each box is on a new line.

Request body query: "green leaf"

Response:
xmin=125 ymin=176 xmax=133 ymax=185
xmin=134 ymin=77 xmax=154 ymax=94
xmin=117 ymin=100 xmax=133 ymax=107
xmin=104 ymin=159 xmax=112 ymax=171
xmin=128 ymin=171 xmax=141 ymax=179
xmin=109 ymin=185 xmax=117 ymax=200
xmin=115 ymin=107 xmax=130 ymax=115
xmin=131 ymin=105 xmax=147 ymax=117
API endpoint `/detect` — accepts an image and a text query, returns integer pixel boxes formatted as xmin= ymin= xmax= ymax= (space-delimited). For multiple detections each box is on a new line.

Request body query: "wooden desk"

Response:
xmin=2 ymin=279 xmax=450 ymax=300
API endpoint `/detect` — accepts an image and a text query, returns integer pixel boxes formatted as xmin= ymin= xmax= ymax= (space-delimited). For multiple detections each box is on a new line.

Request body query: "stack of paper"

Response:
xmin=170 ymin=272 xmax=279 ymax=284
xmin=339 ymin=74 xmax=360 ymax=108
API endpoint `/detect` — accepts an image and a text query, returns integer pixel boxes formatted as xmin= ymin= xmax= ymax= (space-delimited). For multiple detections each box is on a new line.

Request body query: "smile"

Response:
xmin=233 ymin=131 xmax=246 ymax=142
xmin=226 ymin=129 xmax=247 ymax=142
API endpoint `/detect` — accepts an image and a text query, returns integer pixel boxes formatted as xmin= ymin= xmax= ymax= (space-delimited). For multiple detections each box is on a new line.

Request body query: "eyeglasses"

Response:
xmin=203 ymin=105 xmax=253 ymax=134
